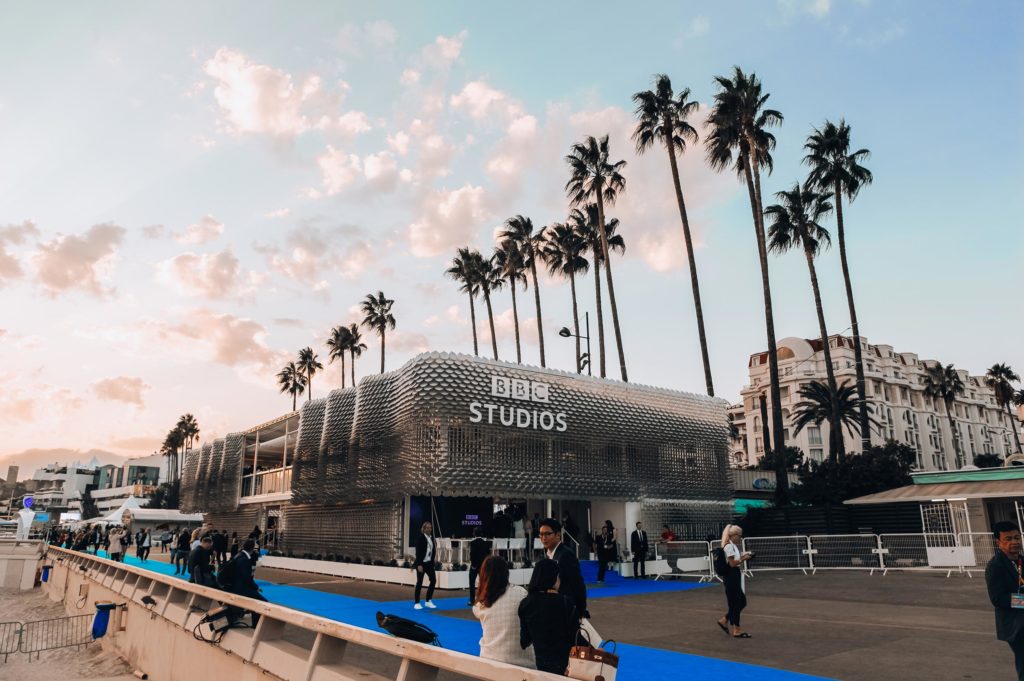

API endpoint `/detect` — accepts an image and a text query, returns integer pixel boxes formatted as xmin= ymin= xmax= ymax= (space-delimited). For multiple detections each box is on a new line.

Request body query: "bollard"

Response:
xmin=92 ymin=601 xmax=118 ymax=639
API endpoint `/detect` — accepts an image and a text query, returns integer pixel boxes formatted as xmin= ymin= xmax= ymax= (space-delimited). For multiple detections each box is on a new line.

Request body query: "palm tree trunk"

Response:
xmin=759 ymin=392 xmax=772 ymax=459
xmin=593 ymin=257 xmax=606 ymax=378
xmin=529 ymin=253 xmax=546 ymax=367
xmin=945 ymin=404 xmax=961 ymax=467
xmin=468 ymin=293 xmax=479 ymax=356
xmin=341 ymin=355 xmax=347 ymax=389
xmin=483 ymin=290 xmax=499 ymax=360
xmin=509 ymin=277 xmax=522 ymax=363
xmin=380 ymin=330 xmax=386 ymax=374
xmin=595 ymin=194 xmax=627 ymax=382
xmin=667 ymin=142 xmax=714 ymax=397
xmin=350 ymin=349 xmax=356 ymax=386
xmin=805 ymin=249 xmax=845 ymax=462
xmin=1006 ymin=403 xmax=1023 ymax=455
xmin=292 ymin=390 xmax=297 ymax=412
xmin=834 ymin=183 xmax=870 ymax=452
xmin=569 ymin=271 xmax=581 ymax=373
xmin=307 ymin=371 xmax=312 ymax=402
xmin=742 ymin=151 xmax=788 ymax=505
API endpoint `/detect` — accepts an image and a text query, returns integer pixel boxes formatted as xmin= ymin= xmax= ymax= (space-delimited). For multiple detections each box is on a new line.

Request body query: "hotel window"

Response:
xmin=780 ymin=386 xmax=790 ymax=399
xmin=808 ymin=426 xmax=822 ymax=445
xmin=755 ymin=437 xmax=763 ymax=453
xmin=810 ymin=448 xmax=824 ymax=462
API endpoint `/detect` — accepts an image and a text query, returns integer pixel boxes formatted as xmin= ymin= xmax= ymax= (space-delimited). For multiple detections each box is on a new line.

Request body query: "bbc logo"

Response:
xmin=490 ymin=376 xmax=551 ymax=404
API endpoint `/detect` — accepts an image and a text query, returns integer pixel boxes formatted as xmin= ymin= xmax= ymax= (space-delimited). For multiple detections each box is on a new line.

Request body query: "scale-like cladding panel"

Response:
xmin=641 ymin=499 xmax=733 ymax=542
xmin=209 ymin=432 xmax=244 ymax=512
xmin=196 ymin=439 xmax=223 ymax=511
xmin=282 ymin=502 xmax=402 ymax=561
xmin=290 ymin=398 xmax=327 ymax=504
xmin=204 ymin=507 xmax=261 ymax=540
xmin=179 ymin=446 xmax=202 ymax=512
xmin=381 ymin=353 xmax=732 ymax=506
xmin=351 ymin=372 xmax=402 ymax=498
xmin=298 ymin=388 xmax=356 ymax=504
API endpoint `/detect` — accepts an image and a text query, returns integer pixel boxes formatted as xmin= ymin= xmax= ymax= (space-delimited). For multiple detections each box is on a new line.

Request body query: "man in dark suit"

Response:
xmin=538 ymin=517 xmax=587 ymax=620
xmin=467 ymin=526 xmax=492 ymax=606
xmin=630 ymin=521 xmax=649 ymax=579
xmin=225 ymin=539 xmax=268 ymax=625
xmin=986 ymin=520 xmax=1024 ymax=680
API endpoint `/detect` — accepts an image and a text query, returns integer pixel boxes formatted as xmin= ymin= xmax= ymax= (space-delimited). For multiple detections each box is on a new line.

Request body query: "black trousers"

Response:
xmin=468 ymin=566 xmax=479 ymax=604
xmin=725 ymin=578 xmax=747 ymax=626
xmin=1010 ymin=637 xmax=1024 ymax=681
xmin=415 ymin=563 xmax=436 ymax=603
xmin=138 ymin=546 xmax=150 ymax=561
xmin=633 ymin=553 xmax=646 ymax=578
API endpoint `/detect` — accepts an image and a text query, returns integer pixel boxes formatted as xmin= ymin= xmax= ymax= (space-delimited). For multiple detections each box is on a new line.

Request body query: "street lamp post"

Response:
xmin=558 ymin=311 xmax=591 ymax=376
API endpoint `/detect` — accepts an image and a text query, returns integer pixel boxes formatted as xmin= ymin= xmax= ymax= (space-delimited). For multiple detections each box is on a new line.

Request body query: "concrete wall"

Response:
xmin=0 ymin=539 xmax=43 ymax=589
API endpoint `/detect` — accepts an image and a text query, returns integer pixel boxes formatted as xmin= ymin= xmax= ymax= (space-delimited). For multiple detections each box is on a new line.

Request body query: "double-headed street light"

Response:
xmin=558 ymin=311 xmax=591 ymax=376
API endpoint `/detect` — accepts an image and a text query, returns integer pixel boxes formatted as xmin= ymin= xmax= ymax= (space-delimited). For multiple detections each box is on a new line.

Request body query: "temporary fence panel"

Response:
xmin=808 ymin=534 xmax=881 ymax=570
xmin=958 ymin=532 xmax=996 ymax=573
xmin=19 ymin=613 xmax=93 ymax=655
xmin=657 ymin=541 xmax=713 ymax=580
xmin=878 ymin=533 xmax=963 ymax=572
xmin=0 ymin=621 xmax=21 ymax=660
xmin=742 ymin=536 xmax=813 ymax=572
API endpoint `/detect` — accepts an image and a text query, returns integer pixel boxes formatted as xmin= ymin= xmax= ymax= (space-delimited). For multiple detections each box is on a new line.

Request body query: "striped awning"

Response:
xmin=845 ymin=478 xmax=1024 ymax=505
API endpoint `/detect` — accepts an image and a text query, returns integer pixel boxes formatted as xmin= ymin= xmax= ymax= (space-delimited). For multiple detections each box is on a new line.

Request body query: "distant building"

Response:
xmin=92 ymin=454 xmax=165 ymax=513
xmin=27 ymin=461 xmax=101 ymax=514
xmin=27 ymin=454 xmax=167 ymax=518
xmin=729 ymin=335 xmax=1022 ymax=470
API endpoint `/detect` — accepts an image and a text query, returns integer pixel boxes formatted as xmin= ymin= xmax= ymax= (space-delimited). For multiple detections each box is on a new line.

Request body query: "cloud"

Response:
xmin=450 ymin=80 xmax=524 ymax=122
xmin=0 ymin=220 xmax=40 ymax=285
xmin=422 ymin=30 xmax=468 ymax=70
xmin=260 ymin=219 xmax=378 ymax=286
xmin=335 ymin=20 xmax=398 ymax=57
xmin=141 ymin=224 xmax=166 ymax=239
xmin=400 ymin=69 xmax=421 ymax=86
xmin=312 ymin=145 xmax=408 ymax=196
xmin=33 ymin=222 xmax=125 ymax=297
xmin=108 ymin=436 xmax=163 ymax=451
xmin=388 ymin=330 xmax=432 ymax=353
xmin=272 ymin=317 xmax=303 ymax=327
xmin=408 ymin=184 xmax=490 ymax=258
xmin=202 ymin=47 xmax=366 ymax=141
xmin=92 ymin=376 xmax=150 ymax=407
xmin=175 ymin=215 xmax=224 ymax=244
xmin=161 ymin=248 xmax=263 ymax=300
xmin=316 ymin=145 xmax=363 ymax=195
xmin=147 ymin=308 xmax=281 ymax=370
xmin=263 ymin=208 xmax=290 ymax=219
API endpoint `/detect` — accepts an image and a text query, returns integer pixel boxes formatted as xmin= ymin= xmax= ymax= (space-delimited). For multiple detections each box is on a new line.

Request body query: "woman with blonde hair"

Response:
xmin=717 ymin=524 xmax=753 ymax=638
xmin=473 ymin=555 xmax=534 ymax=668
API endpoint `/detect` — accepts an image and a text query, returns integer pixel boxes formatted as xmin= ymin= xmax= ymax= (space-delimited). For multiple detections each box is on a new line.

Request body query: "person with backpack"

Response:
xmin=518 ymin=558 xmax=577 ymax=674
xmin=188 ymin=536 xmax=217 ymax=587
xmin=716 ymin=524 xmax=753 ymax=639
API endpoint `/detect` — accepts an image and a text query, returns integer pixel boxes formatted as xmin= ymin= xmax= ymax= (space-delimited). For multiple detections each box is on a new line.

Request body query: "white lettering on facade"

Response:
xmin=472 ymin=374 xmax=568 ymax=432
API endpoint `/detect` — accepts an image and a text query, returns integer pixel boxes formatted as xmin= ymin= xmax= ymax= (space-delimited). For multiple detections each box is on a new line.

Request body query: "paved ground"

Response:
xmin=256 ymin=565 xmax=1007 ymax=681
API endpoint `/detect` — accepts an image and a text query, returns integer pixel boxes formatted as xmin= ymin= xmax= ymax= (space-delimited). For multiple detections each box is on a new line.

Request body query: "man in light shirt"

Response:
xmin=538 ymin=517 xmax=587 ymax=620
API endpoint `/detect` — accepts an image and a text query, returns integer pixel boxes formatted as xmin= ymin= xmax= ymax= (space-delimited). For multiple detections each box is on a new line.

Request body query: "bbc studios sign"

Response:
xmin=469 ymin=375 xmax=568 ymax=432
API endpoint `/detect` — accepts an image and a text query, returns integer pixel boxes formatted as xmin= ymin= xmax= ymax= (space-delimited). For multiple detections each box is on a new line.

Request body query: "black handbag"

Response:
xmin=375 ymin=612 xmax=441 ymax=646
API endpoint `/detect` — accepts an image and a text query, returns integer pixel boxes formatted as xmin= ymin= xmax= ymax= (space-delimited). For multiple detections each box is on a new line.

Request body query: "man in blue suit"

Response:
xmin=986 ymin=521 xmax=1024 ymax=680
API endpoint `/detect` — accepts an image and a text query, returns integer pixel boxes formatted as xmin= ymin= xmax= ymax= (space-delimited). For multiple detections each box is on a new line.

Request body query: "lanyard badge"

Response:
xmin=1012 ymin=561 xmax=1024 ymax=610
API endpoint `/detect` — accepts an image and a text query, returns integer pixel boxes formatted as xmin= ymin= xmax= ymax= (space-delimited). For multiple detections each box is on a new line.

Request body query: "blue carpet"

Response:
xmin=95 ymin=551 xmax=832 ymax=681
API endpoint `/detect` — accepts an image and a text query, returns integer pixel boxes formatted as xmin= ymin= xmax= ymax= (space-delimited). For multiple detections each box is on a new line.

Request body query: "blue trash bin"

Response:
xmin=92 ymin=602 xmax=117 ymax=639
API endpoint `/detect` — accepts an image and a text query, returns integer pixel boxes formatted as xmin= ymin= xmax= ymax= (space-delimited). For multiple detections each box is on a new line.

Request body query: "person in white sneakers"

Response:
xmin=413 ymin=521 xmax=438 ymax=610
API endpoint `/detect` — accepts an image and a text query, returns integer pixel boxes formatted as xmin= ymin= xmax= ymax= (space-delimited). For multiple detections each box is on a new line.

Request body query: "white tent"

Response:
xmin=98 ymin=497 xmax=204 ymax=527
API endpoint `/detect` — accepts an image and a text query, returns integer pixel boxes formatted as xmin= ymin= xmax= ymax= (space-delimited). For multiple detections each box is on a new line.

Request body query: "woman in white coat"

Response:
xmin=472 ymin=555 xmax=535 ymax=668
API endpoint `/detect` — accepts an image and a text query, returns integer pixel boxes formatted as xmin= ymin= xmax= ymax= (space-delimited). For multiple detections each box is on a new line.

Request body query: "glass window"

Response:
xmin=808 ymin=426 xmax=822 ymax=445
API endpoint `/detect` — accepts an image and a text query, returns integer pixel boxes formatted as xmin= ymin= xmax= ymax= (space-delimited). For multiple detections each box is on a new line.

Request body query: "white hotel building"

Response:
xmin=728 ymin=335 xmax=1023 ymax=471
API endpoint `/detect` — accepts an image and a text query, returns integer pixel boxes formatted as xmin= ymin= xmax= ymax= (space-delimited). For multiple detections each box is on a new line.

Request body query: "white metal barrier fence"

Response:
xmin=658 ymin=533 xmax=1000 ymax=579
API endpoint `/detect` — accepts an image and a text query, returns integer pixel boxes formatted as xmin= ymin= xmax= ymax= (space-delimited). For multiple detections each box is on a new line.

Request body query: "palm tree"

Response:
xmin=326 ymin=325 xmax=352 ymax=388
xmin=445 ymin=247 xmax=480 ymax=356
xmin=297 ymin=347 xmax=323 ymax=401
xmin=361 ymin=291 xmax=396 ymax=374
xmin=541 ymin=222 xmax=590 ymax=373
xmin=985 ymin=363 xmax=1022 ymax=455
xmin=568 ymin=204 xmax=625 ymax=378
xmin=633 ymin=74 xmax=715 ymax=396
xmin=347 ymin=322 xmax=367 ymax=386
xmin=923 ymin=363 xmax=967 ymax=468
xmin=706 ymin=66 xmax=786 ymax=491
xmin=765 ymin=183 xmax=845 ymax=462
xmin=804 ymin=120 xmax=873 ymax=450
xmin=177 ymin=413 xmax=200 ymax=466
xmin=277 ymin=362 xmax=307 ymax=411
xmin=499 ymin=216 xmax=546 ymax=366
xmin=470 ymin=250 xmax=502 ymax=360
xmin=160 ymin=429 xmax=184 ymax=483
xmin=792 ymin=381 xmax=877 ymax=448
xmin=565 ymin=135 xmax=628 ymax=381
xmin=493 ymin=239 xmax=528 ymax=363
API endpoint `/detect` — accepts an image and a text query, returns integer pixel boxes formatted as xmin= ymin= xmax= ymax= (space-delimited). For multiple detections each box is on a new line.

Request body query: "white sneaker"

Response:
xmin=425 ymin=601 xmax=437 ymax=609
xmin=413 ymin=603 xmax=423 ymax=610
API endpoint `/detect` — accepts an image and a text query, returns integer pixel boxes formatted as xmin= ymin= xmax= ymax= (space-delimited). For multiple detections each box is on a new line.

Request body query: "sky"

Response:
xmin=0 ymin=1 xmax=1021 ymax=468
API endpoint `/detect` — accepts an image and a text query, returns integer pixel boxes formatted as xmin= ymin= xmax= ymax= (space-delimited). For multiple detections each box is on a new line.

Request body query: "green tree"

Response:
xmin=804 ymin=120 xmax=873 ymax=450
xmin=347 ymin=323 xmax=367 ymax=386
xmin=445 ymin=247 xmax=480 ymax=356
xmin=632 ymin=73 xmax=715 ymax=396
xmin=756 ymin=445 xmax=804 ymax=472
xmin=361 ymin=291 xmax=396 ymax=374
xmin=297 ymin=347 xmax=323 ymax=401
xmin=792 ymin=441 xmax=916 ymax=505
xmin=706 ymin=66 xmax=786 ymax=498
xmin=974 ymin=453 xmax=1004 ymax=469
xmin=923 ymin=363 xmax=966 ymax=468
xmin=493 ymin=239 xmax=528 ymax=364
xmin=568 ymin=204 xmax=625 ymax=379
xmin=985 ymin=363 xmax=1022 ymax=455
xmin=792 ymin=381 xmax=878 ymax=458
xmin=145 ymin=480 xmax=180 ymax=510
xmin=499 ymin=216 xmax=546 ymax=367
xmin=565 ymin=135 xmax=629 ymax=381
xmin=277 ymin=361 xmax=307 ymax=411
xmin=765 ymin=183 xmax=845 ymax=461
xmin=326 ymin=325 xmax=352 ymax=388
xmin=541 ymin=222 xmax=590 ymax=373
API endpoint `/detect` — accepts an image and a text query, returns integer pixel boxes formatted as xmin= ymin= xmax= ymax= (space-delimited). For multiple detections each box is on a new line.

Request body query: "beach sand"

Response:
xmin=0 ymin=588 xmax=133 ymax=679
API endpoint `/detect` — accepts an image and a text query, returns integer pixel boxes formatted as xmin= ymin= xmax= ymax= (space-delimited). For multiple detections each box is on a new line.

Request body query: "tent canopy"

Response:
xmin=98 ymin=496 xmax=203 ymax=525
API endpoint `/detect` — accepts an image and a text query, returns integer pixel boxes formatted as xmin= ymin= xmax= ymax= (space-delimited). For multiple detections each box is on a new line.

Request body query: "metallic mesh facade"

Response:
xmin=282 ymin=502 xmax=402 ymax=559
xmin=180 ymin=352 xmax=732 ymax=556
xmin=209 ymin=433 xmax=244 ymax=513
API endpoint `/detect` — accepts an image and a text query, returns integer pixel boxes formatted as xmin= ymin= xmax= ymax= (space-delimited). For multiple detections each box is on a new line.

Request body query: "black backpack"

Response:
xmin=712 ymin=547 xmax=729 ymax=578
xmin=376 ymin=612 xmax=441 ymax=646
xmin=216 ymin=555 xmax=239 ymax=589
